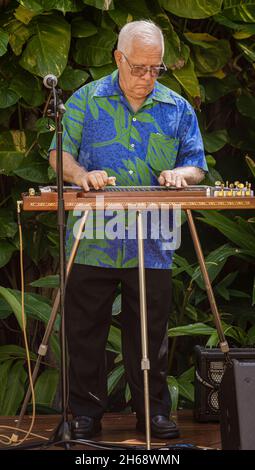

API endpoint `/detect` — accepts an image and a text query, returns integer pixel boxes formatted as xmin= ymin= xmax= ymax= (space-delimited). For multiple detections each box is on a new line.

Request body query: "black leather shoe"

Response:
xmin=136 ymin=414 xmax=180 ymax=439
xmin=71 ymin=416 xmax=102 ymax=439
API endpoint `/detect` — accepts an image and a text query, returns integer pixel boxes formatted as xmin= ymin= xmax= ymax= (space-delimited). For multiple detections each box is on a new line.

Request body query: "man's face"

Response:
xmin=114 ymin=42 xmax=163 ymax=101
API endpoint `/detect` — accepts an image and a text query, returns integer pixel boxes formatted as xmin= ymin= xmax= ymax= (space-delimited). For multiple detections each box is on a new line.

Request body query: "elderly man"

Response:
xmin=49 ymin=20 xmax=207 ymax=440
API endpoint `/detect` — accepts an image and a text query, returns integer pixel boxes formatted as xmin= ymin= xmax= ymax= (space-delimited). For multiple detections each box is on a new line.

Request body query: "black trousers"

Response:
xmin=65 ymin=264 xmax=172 ymax=419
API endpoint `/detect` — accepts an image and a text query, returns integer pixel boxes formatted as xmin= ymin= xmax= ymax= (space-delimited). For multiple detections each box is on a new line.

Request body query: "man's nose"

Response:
xmin=143 ymin=68 xmax=153 ymax=79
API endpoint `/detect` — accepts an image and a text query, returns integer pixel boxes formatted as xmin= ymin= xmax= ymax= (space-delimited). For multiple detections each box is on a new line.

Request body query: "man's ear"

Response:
xmin=114 ymin=50 xmax=122 ymax=67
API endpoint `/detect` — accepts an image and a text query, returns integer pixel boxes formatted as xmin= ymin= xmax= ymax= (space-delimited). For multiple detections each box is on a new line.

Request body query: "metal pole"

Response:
xmin=137 ymin=210 xmax=151 ymax=450
xmin=185 ymin=209 xmax=229 ymax=355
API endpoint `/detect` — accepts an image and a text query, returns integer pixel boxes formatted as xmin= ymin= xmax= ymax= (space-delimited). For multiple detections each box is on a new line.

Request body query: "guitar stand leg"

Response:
xmin=185 ymin=209 xmax=229 ymax=355
xmin=137 ymin=210 xmax=151 ymax=450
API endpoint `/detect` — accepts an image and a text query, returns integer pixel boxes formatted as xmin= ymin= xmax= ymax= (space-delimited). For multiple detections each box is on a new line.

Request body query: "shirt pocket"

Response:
xmin=145 ymin=133 xmax=179 ymax=176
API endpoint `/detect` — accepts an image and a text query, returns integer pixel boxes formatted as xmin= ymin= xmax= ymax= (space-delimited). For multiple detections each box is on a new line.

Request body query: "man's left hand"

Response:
xmin=158 ymin=170 xmax=188 ymax=188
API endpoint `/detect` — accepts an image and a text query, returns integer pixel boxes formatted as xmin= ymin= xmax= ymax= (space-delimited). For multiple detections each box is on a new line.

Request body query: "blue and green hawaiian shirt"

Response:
xmin=50 ymin=70 xmax=207 ymax=269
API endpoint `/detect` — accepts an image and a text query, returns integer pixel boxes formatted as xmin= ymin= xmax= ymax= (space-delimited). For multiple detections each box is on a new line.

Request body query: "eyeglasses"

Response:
xmin=121 ymin=53 xmax=167 ymax=78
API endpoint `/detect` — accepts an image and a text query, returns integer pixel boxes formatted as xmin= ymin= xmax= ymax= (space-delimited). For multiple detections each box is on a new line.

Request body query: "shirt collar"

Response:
xmin=92 ymin=70 xmax=176 ymax=106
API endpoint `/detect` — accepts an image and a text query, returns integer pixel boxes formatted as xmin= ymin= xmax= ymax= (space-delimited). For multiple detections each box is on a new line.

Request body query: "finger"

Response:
xmin=165 ymin=176 xmax=175 ymax=187
xmin=94 ymin=173 xmax=107 ymax=188
xmin=89 ymin=174 xmax=100 ymax=190
xmin=175 ymin=175 xmax=183 ymax=188
xmin=100 ymin=171 xmax=109 ymax=184
xmin=158 ymin=175 xmax=165 ymax=186
xmin=181 ymin=178 xmax=188 ymax=188
xmin=80 ymin=176 xmax=90 ymax=192
xmin=108 ymin=176 xmax=116 ymax=186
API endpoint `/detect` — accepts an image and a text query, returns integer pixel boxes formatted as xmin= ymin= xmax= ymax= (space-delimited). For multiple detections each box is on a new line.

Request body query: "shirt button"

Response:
xmin=130 ymin=143 xmax=135 ymax=148
xmin=132 ymin=117 xmax=137 ymax=122
xmin=129 ymin=170 xmax=134 ymax=174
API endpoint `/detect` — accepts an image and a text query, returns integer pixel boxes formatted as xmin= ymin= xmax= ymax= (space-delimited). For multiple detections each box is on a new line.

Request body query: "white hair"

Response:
xmin=117 ymin=20 xmax=164 ymax=59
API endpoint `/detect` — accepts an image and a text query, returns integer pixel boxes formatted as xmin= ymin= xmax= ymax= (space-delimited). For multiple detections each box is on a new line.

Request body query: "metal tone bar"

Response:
xmin=137 ymin=210 xmax=151 ymax=450
xmin=185 ymin=209 xmax=229 ymax=354
xmin=15 ymin=210 xmax=90 ymax=435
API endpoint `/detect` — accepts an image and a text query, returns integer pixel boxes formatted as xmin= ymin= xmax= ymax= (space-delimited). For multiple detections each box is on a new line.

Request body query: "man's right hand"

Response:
xmin=78 ymin=170 xmax=114 ymax=192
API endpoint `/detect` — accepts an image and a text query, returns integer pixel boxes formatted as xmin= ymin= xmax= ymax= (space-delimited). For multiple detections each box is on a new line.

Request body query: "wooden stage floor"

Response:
xmin=0 ymin=410 xmax=221 ymax=450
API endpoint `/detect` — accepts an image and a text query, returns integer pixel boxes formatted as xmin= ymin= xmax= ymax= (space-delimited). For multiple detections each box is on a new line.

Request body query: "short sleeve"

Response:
xmin=48 ymin=87 xmax=87 ymax=160
xmin=175 ymin=101 xmax=208 ymax=172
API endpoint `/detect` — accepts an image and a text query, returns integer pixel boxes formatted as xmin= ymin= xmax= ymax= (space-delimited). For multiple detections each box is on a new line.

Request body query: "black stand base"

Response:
xmin=50 ymin=418 xmax=72 ymax=449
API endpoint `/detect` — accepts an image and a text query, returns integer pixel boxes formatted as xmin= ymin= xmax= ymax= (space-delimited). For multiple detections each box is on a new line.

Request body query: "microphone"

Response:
xmin=43 ymin=74 xmax=58 ymax=89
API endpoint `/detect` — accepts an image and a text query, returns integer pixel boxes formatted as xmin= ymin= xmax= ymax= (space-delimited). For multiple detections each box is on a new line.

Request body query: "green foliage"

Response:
xmin=160 ymin=0 xmax=223 ymax=19
xmin=0 ymin=0 xmax=255 ymax=414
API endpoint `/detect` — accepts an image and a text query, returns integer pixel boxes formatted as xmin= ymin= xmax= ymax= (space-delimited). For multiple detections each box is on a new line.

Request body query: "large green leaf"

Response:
xmin=13 ymin=153 xmax=49 ymax=183
xmin=71 ymin=18 xmax=98 ymax=38
xmin=178 ymin=366 xmax=195 ymax=382
xmin=0 ymin=79 xmax=19 ymax=109
xmin=107 ymin=364 xmax=125 ymax=395
xmin=167 ymin=376 xmax=179 ymax=411
xmin=11 ymin=290 xmax=60 ymax=329
xmin=74 ymin=29 xmax=117 ymax=67
xmin=0 ymin=361 xmax=14 ymax=413
xmin=30 ymin=274 xmax=59 ymax=288
xmin=177 ymin=378 xmax=194 ymax=402
xmin=0 ymin=344 xmax=37 ymax=362
xmin=58 ymin=65 xmax=89 ymax=91
xmin=236 ymin=92 xmax=255 ymax=119
xmin=202 ymin=129 xmax=229 ymax=153
xmin=110 ymin=0 xmax=151 ymax=20
xmin=173 ymin=58 xmax=200 ymax=98
xmin=160 ymin=17 xmax=188 ymax=71
xmin=223 ymin=0 xmax=255 ymax=22
xmin=0 ymin=299 xmax=12 ymax=319
xmin=5 ymin=19 xmax=30 ymax=55
xmin=158 ymin=74 xmax=182 ymax=94
xmin=83 ymin=0 xmax=114 ymax=10
xmin=192 ymin=244 xmax=244 ymax=289
xmin=228 ymin=124 xmax=255 ymax=152
xmin=214 ymin=12 xmax=255 ymax=37
xmin=107 ymin=325 xmax=121 ymax=353
xmin=246 ymin=324 xmax=255 ymax=345
xmin=14 ymin=5 xmax=40 ymax=25
xmin=0 ymin=286 xmax=25 ymax=330
xmin=160 ymin=0 xmax=223 ymax=19
xmin=202 ymin=75 xmax=240 ymax=103
xmin=168 ymin=323 xmax=215 ymax=337
xmin=43 ymin=0 xmax=84 ymax=13
xmin=34 ymin=369 xmax=59 ymax=406
xmin=10 ymin=70 xmax=44 ymax=106
xmin=0 ymin=242 xmax=16 ymax=269
xmin=20 ymin=14 xmax=71 ymax=77
xmin=0 ymin=130 xmax=30 ymax=173
xmin=0 ymin=360 xmax=27 ymax=415
xmin=17 ymin=0 xmax=83 ymax=14
xmin=185 ymin=33 xmax=232 ymax=75
xmin=197 ymin=211 xmax=255 ymax=252
xmin=0 ymin=210 xmax=17 ymax=239
xmin=0 ymin=27 xmax=9 ymax=57
xmin=245 ymin=155 xmax=255 ymax=178
xmin=0 ymin=106 xmax=16 ymax=127
xmin=89 ymin=63 xmax=116 ymax=80
xmin=112 ymin=293 xmax=121 ymax=316
xmin=237 ymin=39 xmax=255 ymax=62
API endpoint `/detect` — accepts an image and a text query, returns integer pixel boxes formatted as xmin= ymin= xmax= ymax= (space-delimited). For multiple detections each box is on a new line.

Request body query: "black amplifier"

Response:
xmin=194 ymin=346 xmax=255 ymax=422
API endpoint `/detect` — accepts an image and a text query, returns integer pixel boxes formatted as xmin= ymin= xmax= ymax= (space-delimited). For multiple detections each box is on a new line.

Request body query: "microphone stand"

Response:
xmin=46 ymin=84 xmax=71 ymax=445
